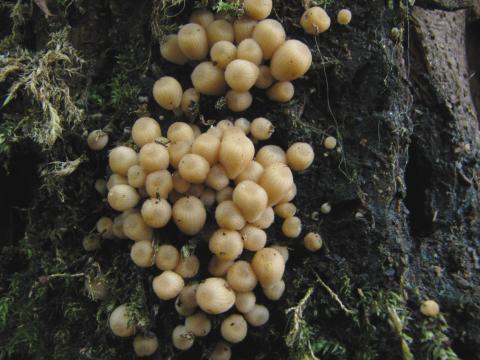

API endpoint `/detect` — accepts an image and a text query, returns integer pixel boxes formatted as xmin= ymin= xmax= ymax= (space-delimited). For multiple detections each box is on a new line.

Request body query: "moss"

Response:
xmin=0 ymin=117 xmax=22 ymax=158
xmin=0 ymin=0 xmax=32 ymax=51
xmin=417 ymin=314 xmax=460 ymax=360
xmin=150 ymin=0 xmax=185 ymax=43
xmin=1 ymin=28 xmax=87 ymax=149
xmin=212 ymin=0 xmax=244 ymax=17
xmin=110 ymin=71 xmax=140 ymax=110
xmin=284 ymin=261 xmax=420 ymax=360
xmin=214 ymin=96 xmax=227 ymax=110
xmin=40 ymin=155 xmax=87 ymax=202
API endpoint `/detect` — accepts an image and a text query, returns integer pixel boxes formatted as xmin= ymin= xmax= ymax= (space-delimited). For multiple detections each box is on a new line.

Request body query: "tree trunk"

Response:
xmin=0 ymin=0 xmax=479 ymax=359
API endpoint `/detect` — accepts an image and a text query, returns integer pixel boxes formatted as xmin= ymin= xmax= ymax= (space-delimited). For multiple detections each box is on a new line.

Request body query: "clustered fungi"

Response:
xmin=92 ymin=116 xmax=322 ymax=358
xmin=157 ymin=3 xmax=317 ymax=113
xmin=155 ymin=4 xmax=351 ymax=114
xmin=83 ymin=1 xmax=354 ymax=358
xmin=300 ymin=6 xmax=352 ymax=34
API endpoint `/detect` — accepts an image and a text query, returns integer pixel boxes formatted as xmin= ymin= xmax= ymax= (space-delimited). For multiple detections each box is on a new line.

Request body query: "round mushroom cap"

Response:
xmin=109 ymin=146 xmax=138 ymax=176
xmin=206 ymin=20 xmax=235 ymax=46
xmin=267 ymin=81 xmax=295 ymax=102
xmin=210 ymin=341 xmax=232 ymax=360
xmin=226 ymin=90 xmax=253 ymax=112
xmin=245 ymin=304 xmax=269 ymax=327
xmin=107 ymin=184 xmax=140 ymax=212
xmin=196 ymin=277 xmax=236 ymax=314
xmin=244 ymin=0 xmax=273 ymax=20
xmin=252 ymin=19 xmax=286 ymax=60
xmin=220 ymin=314 xmax=247 ymax=343
xmin=337 ymin=9 xmax=352 ymax=26
xmin=191 ymin=61 xmax=227 ymax=96
xmin=420 ymin=300 xmax=440 ymax=317
xmin=133 ymin=334 xmax=159 ymax=357
xmin=172 ymin=196 xmax=207 ymax=235
xmin=190 ymin=8 xmax=215 ymax=28
xmin=251 ymin=247 xmax=285 ymax=286
xmin=270 ymin=40 xmax=312 ymax=81
xmin=225 ymin=59 xmax=260 ymax=92
xmin=172 ymin=325 xmax=195 ymax=350
xmin=132 ymin=117 xmax=161 ymax=147
xmin=87 ymin=130 xmax=109 ymax=151
xmin=109 ymin=304 xmax=135 ymax=337
xmin=300 ymin=6 xmax=331 ymax=34
xmin=152 ymin=271 xmax=184 ymax=300
xmin=177 ymin=23 xmax=209 ymax=60
xmin=160 ymin=34 xmax=188 ymax=65
xmin=152 ymin=76 xmax=183 ymax=110
xmin=233 ymin=16 xmax=258 ymax=44
xmin=210 ymin=41 xmax=237 ymax=70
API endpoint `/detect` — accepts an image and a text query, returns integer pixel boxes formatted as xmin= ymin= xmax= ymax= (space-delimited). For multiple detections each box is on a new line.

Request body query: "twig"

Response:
xmin=285 ymin=287 xmax=314 ymax=347
xmin=285 ymin=287 xmax=320 ymax=360
xmin=46 ymin=272 xmax=85 ymax=279
xmin=314 ymin=272 xmax=354 ymax=316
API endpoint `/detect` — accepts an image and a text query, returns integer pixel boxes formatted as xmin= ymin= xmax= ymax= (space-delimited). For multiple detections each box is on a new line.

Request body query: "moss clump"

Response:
xmin=418 ymin=314 xmax=460 ymax=360
xmin=1 ymin=28 xmax=87 ymax=148
xmin=150 ymin=0 xmax=184 ymax=43
xmin=0 ymin=0 xmax=32 ymax=51
xmin=285 ymin=287 xmax=348 ymax=360
xmin=212 ymin=0 xmax=245 ymax=18
xmin=40 ymin=155 xmax=87 ymax=202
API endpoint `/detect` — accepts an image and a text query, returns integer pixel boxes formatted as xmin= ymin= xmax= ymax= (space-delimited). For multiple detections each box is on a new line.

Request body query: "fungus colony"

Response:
xmin=156 ymin=4 xmax=351 ymax=114
xmin=157 ymin=3 xmax=314 ymax=113
xmin=86 ymin=2 xmax=353 ymax=358
xmin=96 ymin=117 xmax=318 ymax=357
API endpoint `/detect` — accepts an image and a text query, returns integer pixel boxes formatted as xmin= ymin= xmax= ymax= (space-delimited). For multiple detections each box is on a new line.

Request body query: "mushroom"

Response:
xmin=87 ymin=129 xmax=108 ymax=151
xmin=152 ymin=76 xmax=183 ymax=110
xmin=300 ymin=6 xmax=331 ymax=34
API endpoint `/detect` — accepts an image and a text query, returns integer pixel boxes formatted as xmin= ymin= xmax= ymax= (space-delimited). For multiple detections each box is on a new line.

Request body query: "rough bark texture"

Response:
xmin=0 ymin=0 xmax=479 ymax=359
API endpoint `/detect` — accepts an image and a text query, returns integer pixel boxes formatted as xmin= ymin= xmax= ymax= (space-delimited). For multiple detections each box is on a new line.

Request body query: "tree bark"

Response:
xmin=0 ymin=0 xmax=479 ymax=359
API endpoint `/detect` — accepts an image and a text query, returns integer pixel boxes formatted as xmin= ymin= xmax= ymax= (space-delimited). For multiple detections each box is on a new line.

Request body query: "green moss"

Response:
xmin=110 ymin=72 xmax=140 ymax=109
xmin=0 ymin=0 xmax=32 ymax=51
xmin=418 ymin=314 xmax=460 ymax=360
xmin=284 ymin=268 xmax=420 ymax=360
xmin=0 ymin=296 xmax=12 ymax=330
xmin=213 ymin=0 xmax=244 ymax=17
xmin=354 ymin=290 xmax=414 ymax=360
xmin=88 ymin=89 xmax=104 ymax=106
xmin=285 ymin=287 xmax=348 ymax=360
xmin=150 ymin=0 xmax=184 ymax=43
xmin=1 ymin=28 xmax=87 ymax=149
xmin=214 ymin=96 xmax=227 ymax=110
xmin=40 ymin=155 xmax=87 ymax=202
xmin=0 ymin=118 xmax=21 ymax=158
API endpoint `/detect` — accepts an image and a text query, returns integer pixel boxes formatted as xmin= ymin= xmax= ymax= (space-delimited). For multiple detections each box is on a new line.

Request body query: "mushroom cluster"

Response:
xmin=299 ymin=6 xmax=352 ymax=35
xmin=82 ymin=1 xmax=354 ymax=357
xmin=157 ymin=4 xmax=313 ymax=113
xmin=94 ymin=116 xmax=318 ymax=358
